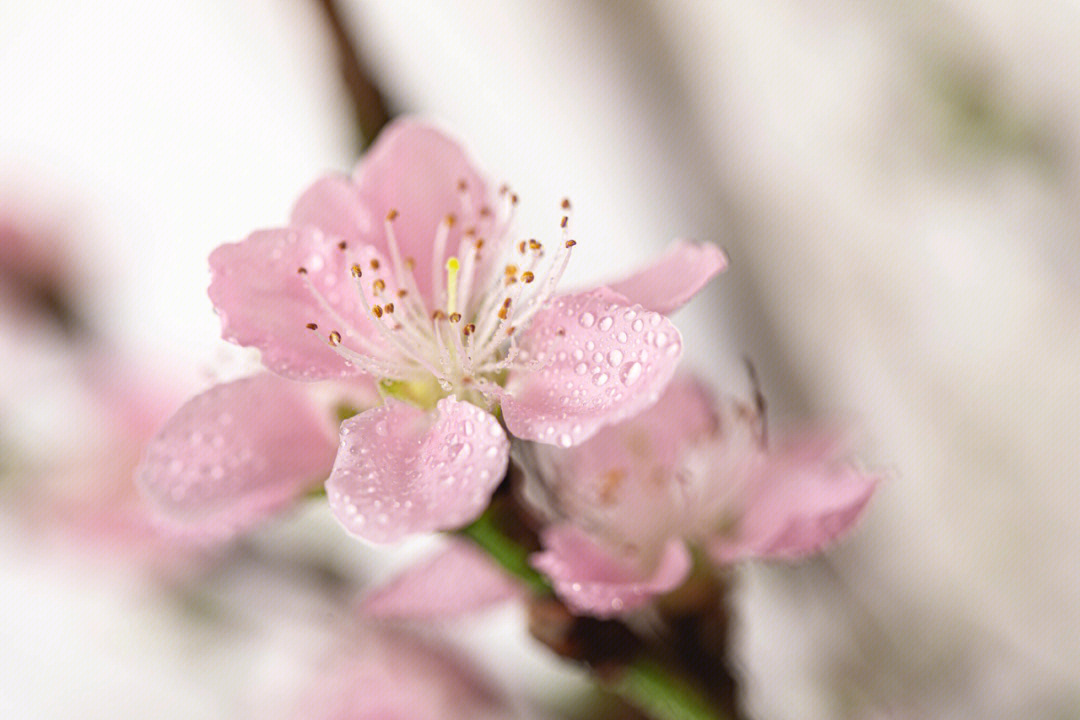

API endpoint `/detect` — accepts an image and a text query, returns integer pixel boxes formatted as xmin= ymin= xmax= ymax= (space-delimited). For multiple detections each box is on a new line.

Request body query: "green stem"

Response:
xmin=608 ymin=656 xmax=732 ymax=720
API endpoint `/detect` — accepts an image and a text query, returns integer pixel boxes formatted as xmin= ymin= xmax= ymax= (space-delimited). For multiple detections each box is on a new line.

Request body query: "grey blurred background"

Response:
xmin=2 ymin=2 xmax=1078 ymax=718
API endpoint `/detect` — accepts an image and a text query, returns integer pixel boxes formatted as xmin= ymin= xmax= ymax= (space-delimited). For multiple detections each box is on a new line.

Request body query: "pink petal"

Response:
xmin=707 ymin=444 xmax=880 ymax=564
xmin=326 ymin=397 xmax=509 ymax=543
xmin=532 ymin=524 xmax=691 ymax=618
xmin=351 ymin=119 xmax=493 ymax=306
xmin=359 ymin=539 xmax=521 ymax=619
xmin=137 ymin=374 xmax=337 ymax=540
xmin=208 ymin=227 xmax=366 ymax=381
xmin=501 ymin=288 xmax=683 ymax=447
xmin=290 ymin=172 xmax=372 ymax=246
xmin=298 ymin=627 xmax=510 ymax=720
xmin=607 ymin=239 xmax=727 ymax=314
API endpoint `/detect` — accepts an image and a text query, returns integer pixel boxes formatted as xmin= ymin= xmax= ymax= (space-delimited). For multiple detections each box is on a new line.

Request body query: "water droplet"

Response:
xmin=578 ymin=311 xmax=595 ymax=328
xmin=607 ymin=349 xmax=623 ymax=366
xmin=632 ymin=318 xmax=644 ymax=332
xmin=616 ymin=331 xmax=628 ymax=343
xmin=654 ymin=332 xmax=668 ymax=347
xmin=485 ymin=445 xmax=499 ymax=458
xmin=650 ymin=314 xmax=662 ymax=326
xmin=619 ymin=361 xmax=643 ymax=385
xmin=585 ymin=340 xmax=595 ymax=351
xmin=666 ymin=343 xmax=680 ymax=357
xmin=572 ymin=349 xmax=584 ymax=361
xmin=557 ymin=433 xmax=573 ymax=448
xmin=623 ymin=309 xmax=637 ymax=321
xmin=598 ymin=316 xmax=613 ymax=331
xmin=593 ymin=372 xmax=609 ymax=386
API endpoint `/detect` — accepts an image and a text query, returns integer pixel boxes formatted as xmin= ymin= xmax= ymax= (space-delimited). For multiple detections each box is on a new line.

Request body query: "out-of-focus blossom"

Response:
xmin=528 ymin=375 xmax=879 ymax=618
xmin=358 ymin=538 xmax=523 ymax=620
xmin=294 ymin=625 xmax=515 ymax=720
xmin=141 ymin=118 xmax=725 ymax=545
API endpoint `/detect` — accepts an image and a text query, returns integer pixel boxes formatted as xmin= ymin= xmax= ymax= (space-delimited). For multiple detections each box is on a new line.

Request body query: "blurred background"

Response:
xmin=2 ymin=2 xmax=1078 ymax=718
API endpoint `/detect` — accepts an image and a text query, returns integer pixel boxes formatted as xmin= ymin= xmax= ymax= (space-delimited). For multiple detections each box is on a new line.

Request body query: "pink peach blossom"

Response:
xmin=528 ymin=376 xmax=879 ymax=617
xmin=145 ymin=118 xmax=725 ymax=543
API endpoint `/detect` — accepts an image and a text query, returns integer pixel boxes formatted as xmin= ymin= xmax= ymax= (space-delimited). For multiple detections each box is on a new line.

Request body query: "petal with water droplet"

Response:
xmin=209 ymin=227 xmax=368 ymax=381
xmin=501 ymin=288 xmax=682 ymax=447
xmin=136 ymin=374 xmax=337 ymax=539
xmin=327 ymin=397 xmax=509 ymax=543
xmin=531 ymin=524 xmax=691 ymax=618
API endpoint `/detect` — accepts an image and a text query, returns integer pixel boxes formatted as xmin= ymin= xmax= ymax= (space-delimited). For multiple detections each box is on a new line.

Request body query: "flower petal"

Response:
xmin=137 ymin=374 xmax=337 ymax=540
xmin=502 ymin=288 xmax=683 ymax=447
xmin=290 ymin=172 xmax=372 ymax=246
xmin=352 ymin=119 xmax=492 ymax=306
xmin=326 ymin=397 xmax=509 ymax=543
xmin=531 ymin=524 xmax=691 ymax=618
xmin=707 ymin=440 xmax=880 ymax=564
xmin=607 ymin=240 xmax=727 ymax=314
xmin=208 ymin=227 xmax=366 ymax=381
xmin=359 ymin=539 xmax=521 ymax=619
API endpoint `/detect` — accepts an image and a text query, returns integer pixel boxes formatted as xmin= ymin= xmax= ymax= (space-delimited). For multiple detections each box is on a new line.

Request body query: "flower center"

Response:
xmin=298 ymin=186 xmax=576 ymax=408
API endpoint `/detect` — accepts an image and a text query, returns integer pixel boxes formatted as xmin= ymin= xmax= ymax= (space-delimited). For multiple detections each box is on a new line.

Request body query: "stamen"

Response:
xmin=329 ymin=330 xmax=342 ymax=345
xmin=446 ymin=257 xmax=460 ymax=315
xmin=305 ymin=322 xmax=318 ymax=330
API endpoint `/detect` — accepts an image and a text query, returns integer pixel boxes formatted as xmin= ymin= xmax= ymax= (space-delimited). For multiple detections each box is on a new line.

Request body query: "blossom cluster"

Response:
xmin=136 ymin=119 xmax=877 ymax=622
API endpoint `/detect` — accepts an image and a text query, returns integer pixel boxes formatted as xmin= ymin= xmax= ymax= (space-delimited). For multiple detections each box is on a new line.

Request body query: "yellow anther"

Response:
xmin=329 ymin=330 xmax=342 ymax=345
xmin=350 ymin=264 xmax=362 ymax=278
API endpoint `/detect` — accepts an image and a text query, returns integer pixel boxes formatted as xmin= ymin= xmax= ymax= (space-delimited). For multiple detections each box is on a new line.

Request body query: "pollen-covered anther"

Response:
xmin=560 ymin=216 xmax=569 ymax=229
xmin=305 ymin=322 xmax=318 ymax=330
xmin=328 ymin=330 xmax=342 ymax=345
xmin=565 ymin=239 xmax=577 ymax=248
xmin=521 ymin=271 xmax=535 ymax=283
xmin=370 ymin=259 xmax=380 ymax=270
xmin=517 ymin=241 xmax=527 ymax=254
xmin=386 ymin=208 xmax=399 ymax=221
xmin=297 ymin=266 xmax=308 ymax=275
xmin=561 ymin=198 xmax=571 ymax=210
xmin=337 ymin=241 xmax=347 ymax=250
xmin=373 ymin=279 xmax=386 ymax=294
xmin=396 ymin=289 xmax=407 ymax=298
xmin=504 ymin=264 xmax=518 ymax=276
xmin=371 ymin=305 xmax=384 ymax=319
xmin=449 ymin=312 xmax=462 ymax=323
xmin=384 ymin=302 xmax=395 ymax=314
xmin=350 ymin=264 xmax=362 ymax=278
xmin=463 ymin=323 xmax=476 ymax=336
xmin=528 ymin=239 xmax=542 ymax=251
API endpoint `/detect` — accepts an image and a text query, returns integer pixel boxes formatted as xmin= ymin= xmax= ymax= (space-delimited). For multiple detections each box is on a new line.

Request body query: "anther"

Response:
xmin=510 ymin=193 xmax=519 ymax=205
xmin=373 ymin=279 xmax=386 ymax=294
xmin=518 ymin=240 xmax=527 ymax=254
xmin=444 ymin=214 xmax=457 ymax=227
xmin=329 ymin=330 xmax=342 ymax=345
xmin=521 ymin=271 xmax=535 ymax=283
xmin=350 ymin=264 xmax=362 ymax=278
xmin=370 ymin=259 xmax=380 ymax=270
xmin=528 ymin=239 xmax=542 ymax=251
xmin=498 ymin=184 xmax=509 ymax=195
xmin=305 ymin=322 xmax=318 ymax=330
xmin=565 ymin=239 xmax=577 ymax=248
xmin=479 ymin=206 xmax=493 ymax=217
xmin=337 ymin=241 xmax=347 ymax=250
xmin=384 ymin=302 xmax=395 ymax=314
xmin=386 ymin=209 xmax=399 ymax=221
xmin=449 ymin=312 xmax=462 ymax=323
xmin=397 ymin=289 xmax=407 ymax=298
xmin=456 ymin=178 xmax=468 ymax=192
xmin=297 ymin=266 xmax=308 ymax=275
xmin=505 ymin=264 xmax=518 ymax=276
xmin=372 ymin=305 xmax=384 ymax=318
xmin=405 ymin=257 xmax=416 ymax=270
xmin=497 ymin=306 xmax=509 ymax=320
xmin=560 ymin=216 xmax=569 ymax=228
xmin=432 ymin=309 xmax=447 ymax=321
xmin=561 ymin=198 xmax=571 ymax=210
xmin=463 ymin=323 xmax=476 ymax=336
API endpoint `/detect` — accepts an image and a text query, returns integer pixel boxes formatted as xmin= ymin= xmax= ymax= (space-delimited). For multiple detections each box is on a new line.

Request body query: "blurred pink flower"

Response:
xmin=528 ymin=375 xmax=880 ymax=617
xmin=295 ymin=626 xmax=514 ymax=720
xmin=142 ymin=118 xmax=725 ymax=544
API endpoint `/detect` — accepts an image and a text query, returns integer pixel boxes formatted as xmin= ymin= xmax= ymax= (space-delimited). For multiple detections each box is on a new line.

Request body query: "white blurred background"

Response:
xmin=2 ymin=2 xmax=1078 ymax=718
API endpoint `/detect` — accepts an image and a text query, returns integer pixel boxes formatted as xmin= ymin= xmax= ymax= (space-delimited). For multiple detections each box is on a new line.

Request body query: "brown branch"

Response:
xmin=313 ymin=0 xmax=392 ymax=153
